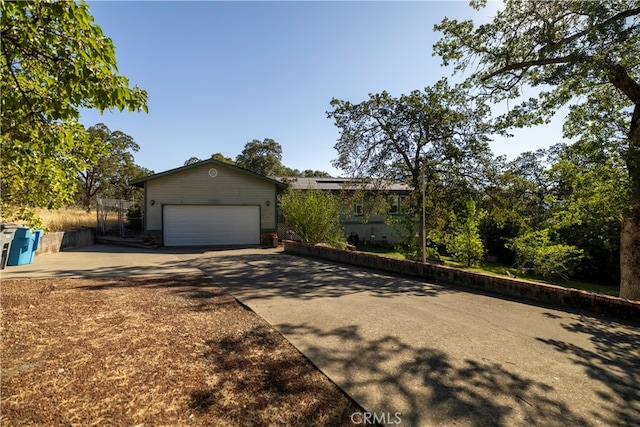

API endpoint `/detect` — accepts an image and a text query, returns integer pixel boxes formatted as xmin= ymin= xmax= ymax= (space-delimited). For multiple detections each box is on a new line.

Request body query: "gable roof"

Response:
xmin=129 ymin=158 xmax=288 ymax=188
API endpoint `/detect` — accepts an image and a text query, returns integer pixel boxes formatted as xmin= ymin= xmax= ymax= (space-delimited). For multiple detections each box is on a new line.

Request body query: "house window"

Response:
xmin=388 ymin=195 xmax=399 ymax=215
xmin=354 ymin=200 xmax=364 ymax=216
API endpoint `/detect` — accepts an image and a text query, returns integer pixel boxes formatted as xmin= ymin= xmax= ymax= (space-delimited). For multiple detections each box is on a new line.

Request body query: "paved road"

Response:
xmin=3 ymin=246 xmax=639 ymax=426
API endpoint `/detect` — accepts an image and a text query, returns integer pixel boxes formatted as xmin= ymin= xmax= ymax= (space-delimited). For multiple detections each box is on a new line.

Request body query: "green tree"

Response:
xmin=434 ymin=0 xmax=640 ymax=298
xmin=545 ymin=140 xmax=627 ymax=283
xmin=211 ymin=149 xmax=328 ymax=177
xmin=211 ymin=152 xmax=235 ymax=165
xmin=479 ymin=149 xmax=557 ymax=262
xmin=505 ymin=150 xmax=554 ymax=227
xmin=235 ymin=138 xmax=284 ymax=176
xmin=1 ymin=1 xmax=147 ymax=225
xmin=327 ymin=78 xmax=496 ymax=255
xmin=75 ymin=124 xmax=142 ymax=212
xmin=303 ymin=170 xmax=332 ymax=178
xmin=447 ymin=200 xmax=485 ymax=267
xmin=278 ymin=166 xmax=303 ymax=177
xmin=279 ymin=188 xmax=346 ymax=248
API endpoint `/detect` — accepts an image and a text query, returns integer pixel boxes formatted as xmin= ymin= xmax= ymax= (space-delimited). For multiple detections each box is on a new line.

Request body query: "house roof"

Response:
xmin=129 ymin=158 xmax=288 ymax=188
xmin=273 ymin=177 xmax=411 ymax=192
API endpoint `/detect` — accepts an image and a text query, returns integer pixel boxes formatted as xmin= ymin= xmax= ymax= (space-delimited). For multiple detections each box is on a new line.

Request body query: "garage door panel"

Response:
xmin=164 ymin=205 xmax=260 ymax=246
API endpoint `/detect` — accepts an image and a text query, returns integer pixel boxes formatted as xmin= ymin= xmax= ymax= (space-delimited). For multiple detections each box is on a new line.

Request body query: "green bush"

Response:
xmin=279 ymin=188 xmax=346 ymax=248
xmin=445 ymin=200 xmax=485 ymax=267
xmin=506 ymin=229 xmax=584 ymax=280
xmin=448 ymin=231 xmax=484 ymax=267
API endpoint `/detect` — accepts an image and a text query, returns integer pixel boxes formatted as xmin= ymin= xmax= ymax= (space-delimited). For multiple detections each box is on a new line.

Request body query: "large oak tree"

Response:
xmin=1 ymin=1 xmax=147 ymax=225
xmin=235 ymin=138 xmax=284 ymax=176
xmin=75 ymin=124 xmax=147 ymax=212
xmin=434 ymin=0 xmax=640 ymax=299
xmin=327 ymin=78 xmax=496 ymax=248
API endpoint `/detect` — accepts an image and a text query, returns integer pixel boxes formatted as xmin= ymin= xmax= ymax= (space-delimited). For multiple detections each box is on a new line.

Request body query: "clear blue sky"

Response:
xmin=81 ymin=1 xmax=566 ymax=176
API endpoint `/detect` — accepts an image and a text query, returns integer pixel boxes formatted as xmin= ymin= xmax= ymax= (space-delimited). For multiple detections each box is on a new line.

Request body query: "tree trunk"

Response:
xmin=619 ymin=102 xmax=640 ymax=300
xmin=620 ymin=208 xmax=640 ymax=300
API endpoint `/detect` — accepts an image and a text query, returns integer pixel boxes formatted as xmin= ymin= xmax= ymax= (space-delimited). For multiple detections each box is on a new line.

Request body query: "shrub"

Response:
xmin=445 ymin=200 xmax=485 ymax=267
xmin=279 ymin=188 xmax=346 ymax=248
xmin=506 ymin=229 xmax=584 ymax=280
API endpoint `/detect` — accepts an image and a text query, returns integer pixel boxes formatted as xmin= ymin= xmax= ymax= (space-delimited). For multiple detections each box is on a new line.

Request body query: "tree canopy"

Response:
xmin=328 ymin=78 xmax=496 ymax=249
xmin=1 ymin=1 xmax=147 ymax=224
xmin=183 ymin=157 xmax=202 ymax=166
xmin=232 ymin=139 xmax=331 ymax=177
xmin=75 ymin=124 xmax=149 ymax=212
xmin=235 ymin=138 xmax=284 ymax=176
xmin=328 ymin=79 xmax=495 ymax=187
xmin=434 ymin=0 xmax=640 ymax=299
xmin=211 ymin=152 xmax=235 ymax=165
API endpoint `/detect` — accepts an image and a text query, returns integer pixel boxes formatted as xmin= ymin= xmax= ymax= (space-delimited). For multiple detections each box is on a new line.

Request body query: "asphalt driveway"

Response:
xmin=3 ymin=246 xmax=639 ymax=426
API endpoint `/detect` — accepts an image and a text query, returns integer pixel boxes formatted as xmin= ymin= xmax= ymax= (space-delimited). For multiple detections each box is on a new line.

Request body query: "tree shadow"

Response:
xmin=12 ymin=249 xmax=456 ymax=303
xmin=275 ymin=322 xmax=593 ymax=427
xmin=536 ymin=315 xmax=640 ymax=425
xmin=28 ymin=249 xmax=640 ymax=426
xmin=68 ymin=275 xmax=231 ymax=314
xmin=66 ymin=246 xmax=455 ymax=313
xmin=187 ymin=322 xmax=370 ymax=426
xmin=190 ymin=252 xmax=457 ymax=302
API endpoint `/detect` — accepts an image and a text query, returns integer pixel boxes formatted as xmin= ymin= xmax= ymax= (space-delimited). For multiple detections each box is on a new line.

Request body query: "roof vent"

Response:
xmin=208 ymin=168 xmax=218 ymax=178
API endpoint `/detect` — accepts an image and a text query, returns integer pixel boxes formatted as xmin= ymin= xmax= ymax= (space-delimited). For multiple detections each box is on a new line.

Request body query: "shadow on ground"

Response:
xmin=191 ymin=252 xmax=456 ymax=301
xmin=536 ymin=316 xmax=640 ymax=425
xmin=187 ymin=321 xmax=365 ymax=426
xmin=275 ymin=322 xmax=590 ymax=427
xmin=36 ymin=249 xmax=640 ymax=426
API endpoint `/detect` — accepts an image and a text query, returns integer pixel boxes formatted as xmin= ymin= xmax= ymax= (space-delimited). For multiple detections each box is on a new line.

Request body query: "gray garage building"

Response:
xmin=130 ymin=159 xmax=286 ymax=247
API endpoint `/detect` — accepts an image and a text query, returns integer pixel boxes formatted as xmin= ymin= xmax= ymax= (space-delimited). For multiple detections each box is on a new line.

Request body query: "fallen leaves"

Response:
xmin=1 ymin=276 xmax=362 ymax=426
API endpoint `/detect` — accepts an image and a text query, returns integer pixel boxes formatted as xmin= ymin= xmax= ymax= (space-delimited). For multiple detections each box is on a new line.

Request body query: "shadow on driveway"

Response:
xmin=276 ymin=322 xmax=590 ymax=427
xmin=191 ymin=251 xmax=456 ymax=301
xmin=7 ymin=247 xmax=640 ymax=426
xmin=187 ymin=251 xmax=640 ymax=426
xmin=536 ymin=315 xmax=640 ymax=425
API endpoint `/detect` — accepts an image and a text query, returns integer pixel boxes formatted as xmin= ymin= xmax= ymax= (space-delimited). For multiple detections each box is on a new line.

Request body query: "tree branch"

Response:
xmin=609 ymin=64 xmax=640 ymax=105
xmin=549 ymin=7 xmax=640 ymax=50
xmin=481 ymin=7 xmax=640 ymax=83
xmin=481 ymin=55 xmax=577 ymax=81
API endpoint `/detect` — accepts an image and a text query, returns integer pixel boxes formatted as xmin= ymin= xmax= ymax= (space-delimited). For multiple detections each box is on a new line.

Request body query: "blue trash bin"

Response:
xmin=7 ymin=228 xmax=40 ymax=266
xmin=30 ymin=230 xmax=43 ymax=263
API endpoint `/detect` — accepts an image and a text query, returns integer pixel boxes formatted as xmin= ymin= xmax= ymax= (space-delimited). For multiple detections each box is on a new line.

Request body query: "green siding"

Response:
xmin=145 ymin=163 xmax=277 ymax=231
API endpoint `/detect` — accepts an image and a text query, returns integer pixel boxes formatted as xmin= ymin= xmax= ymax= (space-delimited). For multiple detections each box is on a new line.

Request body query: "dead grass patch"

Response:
xmin=33 ymin=207 xmax=99 ymax=231
xmin=1 ymin=276 xmax=363 ymax=426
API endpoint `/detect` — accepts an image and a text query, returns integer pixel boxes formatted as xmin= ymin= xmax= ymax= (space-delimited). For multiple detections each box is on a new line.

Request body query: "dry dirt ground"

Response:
xmin=1 ymin=275 xmax=365 ymax=426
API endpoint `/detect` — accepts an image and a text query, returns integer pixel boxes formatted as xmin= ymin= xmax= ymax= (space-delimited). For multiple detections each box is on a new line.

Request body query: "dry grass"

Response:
xmin=1 ymin=207 xmax=123 ymax=232
xmin=34 ymin=207 xmax=99 ymax=231
xmin=1 ymin=276 xmax=363 ymax=426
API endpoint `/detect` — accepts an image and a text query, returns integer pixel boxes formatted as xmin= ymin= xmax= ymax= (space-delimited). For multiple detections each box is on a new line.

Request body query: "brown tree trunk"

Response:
xmin=619 ymin=100 xmax=640 ymax=300
xmin=620 ymin=209 xmax=640 ymax=300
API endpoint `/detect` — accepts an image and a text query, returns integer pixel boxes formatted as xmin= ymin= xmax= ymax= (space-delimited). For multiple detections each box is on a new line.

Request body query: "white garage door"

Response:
xmin=163 ymin=205 xmax=260 ymax=246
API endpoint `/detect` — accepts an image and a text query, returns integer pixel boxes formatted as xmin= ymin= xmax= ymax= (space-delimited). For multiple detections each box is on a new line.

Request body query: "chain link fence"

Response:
xmin=96 ymin=198 xmax=143 ymax=236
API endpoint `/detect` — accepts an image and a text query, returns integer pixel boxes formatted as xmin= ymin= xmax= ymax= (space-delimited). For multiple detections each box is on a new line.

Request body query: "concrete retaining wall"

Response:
xmin=283 ymin=241 xmax=640 ymax=321
xmin=36 ymin=229 xmax=95 ymax=255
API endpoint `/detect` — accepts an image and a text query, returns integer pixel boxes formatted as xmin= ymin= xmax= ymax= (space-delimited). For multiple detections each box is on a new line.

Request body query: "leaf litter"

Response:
xmin=1 ymin=275 xmax=363 ymax=426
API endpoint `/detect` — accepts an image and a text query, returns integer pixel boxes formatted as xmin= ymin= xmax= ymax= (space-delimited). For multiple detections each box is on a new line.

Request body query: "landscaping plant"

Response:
xmin=279 ymin=187 xmax=347 ymax=248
